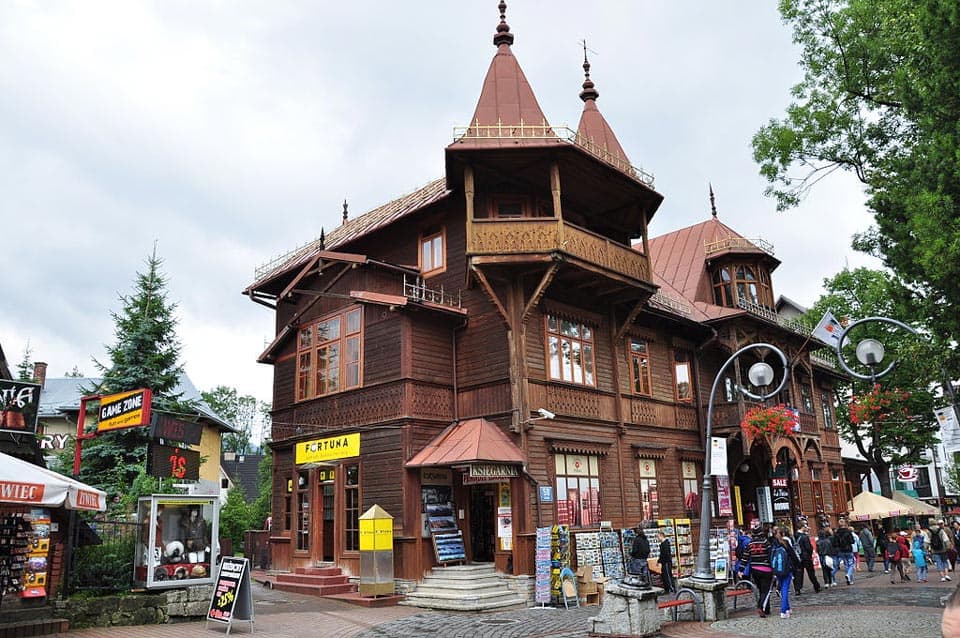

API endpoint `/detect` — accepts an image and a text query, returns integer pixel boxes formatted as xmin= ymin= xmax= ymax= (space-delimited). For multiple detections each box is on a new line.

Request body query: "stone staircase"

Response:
xmin=271 ymin=565 xmax=356 ymax=597
xmin=0 ymin=605 xmax=68 ymax=638
xmin=400 ymin=563 xmax=528 ymax=612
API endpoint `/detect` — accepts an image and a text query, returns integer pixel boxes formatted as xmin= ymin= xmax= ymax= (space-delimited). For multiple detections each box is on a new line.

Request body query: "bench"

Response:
xmin=657 ymin=588 xmax=702 ymax=622
xmin=726 ymin=579 xmax=759 ymax=611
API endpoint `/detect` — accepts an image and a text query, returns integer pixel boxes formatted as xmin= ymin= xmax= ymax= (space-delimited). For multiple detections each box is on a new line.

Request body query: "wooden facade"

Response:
xmin=245 ymin=7 xmax=848 ymax=582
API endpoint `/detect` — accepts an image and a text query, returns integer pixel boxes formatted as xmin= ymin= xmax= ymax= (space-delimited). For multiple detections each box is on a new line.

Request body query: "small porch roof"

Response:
xmin=406 ymin=418 xmax=525 ymax=468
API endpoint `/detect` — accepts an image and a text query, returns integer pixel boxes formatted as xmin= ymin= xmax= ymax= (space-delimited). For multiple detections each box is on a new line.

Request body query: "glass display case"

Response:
xmin=134 ymin=494 xmax=220 ymax=589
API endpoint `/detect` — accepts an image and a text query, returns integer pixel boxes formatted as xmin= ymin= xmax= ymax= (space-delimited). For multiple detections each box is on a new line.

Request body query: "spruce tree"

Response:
xmin=79 ymin=247 xmax=189 ymax=497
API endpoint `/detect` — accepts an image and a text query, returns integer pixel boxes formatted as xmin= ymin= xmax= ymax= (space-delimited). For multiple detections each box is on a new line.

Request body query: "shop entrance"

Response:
xmin=469 ymin=486 xmax=496 ymax=562
xmin=312 ymin=467 xmax=336 ymax=563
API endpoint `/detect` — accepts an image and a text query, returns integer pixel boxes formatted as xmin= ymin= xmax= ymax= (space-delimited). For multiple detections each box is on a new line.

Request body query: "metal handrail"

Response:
xmin=704 ymin=236 xmax=775 ymax=257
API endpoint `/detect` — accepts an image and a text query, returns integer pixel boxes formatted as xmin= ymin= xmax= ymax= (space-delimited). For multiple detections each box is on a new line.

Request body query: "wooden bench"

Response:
xmin=657 ymin=588 xmax=702 ymax=622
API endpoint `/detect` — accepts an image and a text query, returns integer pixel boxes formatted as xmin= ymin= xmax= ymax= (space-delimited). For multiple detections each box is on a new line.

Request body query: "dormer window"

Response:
xmin=711 ymin=263 xmax=773 ymax=308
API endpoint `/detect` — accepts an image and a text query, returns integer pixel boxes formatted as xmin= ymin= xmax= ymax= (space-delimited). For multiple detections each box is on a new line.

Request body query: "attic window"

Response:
xmin=420 ymin=228 xmax=445 ymax=276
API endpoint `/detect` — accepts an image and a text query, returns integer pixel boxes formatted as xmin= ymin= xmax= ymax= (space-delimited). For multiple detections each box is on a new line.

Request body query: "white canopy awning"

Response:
xmin=0 ymin=452 xmax=107 ymax=511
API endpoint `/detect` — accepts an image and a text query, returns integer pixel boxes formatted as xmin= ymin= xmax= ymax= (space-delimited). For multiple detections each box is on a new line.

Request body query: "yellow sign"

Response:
xmin=295 ymin=433 xmax=360 ymax=465
xmin=97 ymin=389 xmax=152 ymax=432
xmin=359 ymin=518 xmax=394 ymax=551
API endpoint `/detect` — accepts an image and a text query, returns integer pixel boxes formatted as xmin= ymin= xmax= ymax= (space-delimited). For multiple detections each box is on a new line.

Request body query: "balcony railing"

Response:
xmin=469 ymin=218 xmax=651 ymax=282
xmin=452 ymin=121 xmax=655 ymax=186
xmin=704 ymin=236 xmax=775 ymax=257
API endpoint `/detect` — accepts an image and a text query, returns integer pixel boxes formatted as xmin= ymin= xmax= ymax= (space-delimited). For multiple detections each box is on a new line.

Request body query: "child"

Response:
xmin=913 ymin=531 xmax=928 ymax=583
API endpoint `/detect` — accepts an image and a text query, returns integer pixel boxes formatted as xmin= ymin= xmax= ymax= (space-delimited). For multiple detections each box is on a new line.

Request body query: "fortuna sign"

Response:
xmin=295 ymin=433 xmax=360 ymax=465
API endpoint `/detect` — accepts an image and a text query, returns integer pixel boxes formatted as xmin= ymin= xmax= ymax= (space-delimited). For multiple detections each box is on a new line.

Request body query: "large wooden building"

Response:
xmin=245 ymin=4 xmax=849 ymax=582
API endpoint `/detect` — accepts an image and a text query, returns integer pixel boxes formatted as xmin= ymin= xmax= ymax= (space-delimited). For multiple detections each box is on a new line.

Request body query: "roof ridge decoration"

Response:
xmin=709 ymin=183 xmax=718 ymax=218
xmin=574 ymin=43 xmax=630 ymax=168
xmin=493 ymin=0 xmax=514 ymax=47
xmin=579 ymin=41 xmax=599 ymax=103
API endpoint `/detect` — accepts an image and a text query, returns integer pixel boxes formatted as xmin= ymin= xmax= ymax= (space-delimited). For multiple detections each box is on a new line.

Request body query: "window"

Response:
xmin=629 ymin=338 xmax=652 ymax=396
xmin=637 ymin=459 xmax=659 ymax=521
xmin=821 ymin=396 xmax=834 ymax=430
xmin=673 ymin=351 xmax=692 ymax=402
xmin=547 ymin=315 xmax=596 ymax=386
xmin=344 ymin=463 xmax=360 ymax=552
xmin=682 ymin=461 xmax=700 ymax=511
xmin=712 ymin=267 xmax=733 ymax=306
xmin=799 ymin=384 xmax=813 ymax=413
xmin=296 ymin=470 xmax=310 ymax=551
xmin=554 ymin=454 xmax=601 ymax=527
xmin=420 ymin=230 xmax=445 ymax=275
xmin=297 ymin=307 xmax=363 ymax=401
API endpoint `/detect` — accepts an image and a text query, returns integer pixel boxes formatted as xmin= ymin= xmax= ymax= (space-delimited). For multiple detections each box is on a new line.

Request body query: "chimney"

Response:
xmin=33 ymin=362 xmax=48 ymax=388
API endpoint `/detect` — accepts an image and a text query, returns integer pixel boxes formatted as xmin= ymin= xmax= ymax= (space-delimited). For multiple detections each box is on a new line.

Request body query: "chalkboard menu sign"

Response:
xmin=206 ymin=556 xmax=254 ymax=630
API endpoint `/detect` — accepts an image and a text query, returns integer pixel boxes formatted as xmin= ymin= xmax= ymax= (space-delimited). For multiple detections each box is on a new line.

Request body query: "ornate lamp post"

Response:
xmin=692 ymin=343 xmax=789 ymax=582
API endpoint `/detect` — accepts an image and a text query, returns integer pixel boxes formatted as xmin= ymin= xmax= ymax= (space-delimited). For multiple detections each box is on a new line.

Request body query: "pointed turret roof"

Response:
xmin=464 ymin=2 xmax=552 ymax=134
xmin=575 ymin=47 xmax=630 ymax=166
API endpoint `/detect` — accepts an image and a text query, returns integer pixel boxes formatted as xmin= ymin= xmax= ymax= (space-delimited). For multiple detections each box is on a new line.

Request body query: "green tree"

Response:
xmin=753 ymin=0 xmax=960 ymax=364
xmin=803 ymin=267 xmax=940 ymax=497
xmin=218 ymin=486 xmax=253 ymax=555
xmin=251 ymin=447 xmax=273 ymax=530
xmin=16 ymin=343 xmax=34 ymax=381
xmin=201 ymin=386 xmax=268 ymax=454
xmin=64 ymin=366 xmax=84 ymax=377
xmin=79 ymin=248 xmax=190 ymax=500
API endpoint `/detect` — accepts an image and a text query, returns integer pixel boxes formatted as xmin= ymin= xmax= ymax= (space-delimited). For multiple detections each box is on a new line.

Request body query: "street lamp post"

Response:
xmin=692 ymin=343 xmax=789 ymax=582
xmin=833 ymin=316 xmax=920 ymax=500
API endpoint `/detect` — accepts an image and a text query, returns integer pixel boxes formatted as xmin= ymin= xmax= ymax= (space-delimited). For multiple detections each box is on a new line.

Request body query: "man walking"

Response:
xmin=657 ymin=530 xmax=676 ymax=593
xmin=835 ymin=519 xmax=857 ymax=585
xmin=794 ymin=523 xmax=822 ymax=593
xmin=930 ymin=518 xmax=953 ymax=582
xmin=859 ymin=524 xmax=876 ymax=572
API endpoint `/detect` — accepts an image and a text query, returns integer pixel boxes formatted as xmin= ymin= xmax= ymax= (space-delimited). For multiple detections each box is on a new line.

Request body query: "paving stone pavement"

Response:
xmin=49 ymin=567 xmax=953 ymax=638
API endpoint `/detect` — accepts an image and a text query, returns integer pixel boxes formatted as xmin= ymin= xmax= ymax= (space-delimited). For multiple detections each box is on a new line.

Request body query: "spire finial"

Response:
xmin=493 ymin=1 xmax=514 ymax=47
xmin=342 ymin=199 xmax=349 ymax=223
xmin=709 ymin=183 xmax=718 ymax=218
xmin=579 ymin=39 xmax=599 ymax=102
xmin=319 ymin=227 xmax=326 ymax=250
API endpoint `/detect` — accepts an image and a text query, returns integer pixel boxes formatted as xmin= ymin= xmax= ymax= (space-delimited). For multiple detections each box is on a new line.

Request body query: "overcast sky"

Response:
xmin=0 ymin=1 xmax=881 ymax=405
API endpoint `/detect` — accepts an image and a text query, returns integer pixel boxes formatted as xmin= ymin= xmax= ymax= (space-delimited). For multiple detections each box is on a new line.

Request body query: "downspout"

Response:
xmin=609 ymin=306 xmax=628 ymax=521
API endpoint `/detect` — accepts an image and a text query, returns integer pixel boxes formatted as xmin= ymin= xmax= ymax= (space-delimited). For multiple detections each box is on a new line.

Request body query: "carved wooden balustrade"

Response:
xmin=469 ymin=219 xmax=651 ymax=283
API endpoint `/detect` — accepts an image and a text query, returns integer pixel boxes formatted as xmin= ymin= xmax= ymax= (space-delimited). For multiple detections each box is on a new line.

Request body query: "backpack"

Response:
xmin=837 ymin=529 xmax=854 ymax=552
xmin=771 ymin=543 xmax=792 ymax=577
xmin=931 ymin=530 xmax=944 ymax=552
xmin=885 ymin=540 xmax=901 ymax=562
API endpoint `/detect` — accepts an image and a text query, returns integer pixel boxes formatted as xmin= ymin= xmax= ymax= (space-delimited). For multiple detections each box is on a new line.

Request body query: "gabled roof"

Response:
xmin=249 ymin=178 xmax=450 ymax=290
xmin=37 ymin=375 xmax=236 ymax=432
xmin=406 ymin=418 xmax=525 ymax=467
xmin=221 ymin=453 xmax=264 ymax=502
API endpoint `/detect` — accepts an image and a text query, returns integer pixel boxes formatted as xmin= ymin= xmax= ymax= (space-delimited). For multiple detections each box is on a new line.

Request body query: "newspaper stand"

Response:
xmin=358 ymin=504 xmax=395 ymax=597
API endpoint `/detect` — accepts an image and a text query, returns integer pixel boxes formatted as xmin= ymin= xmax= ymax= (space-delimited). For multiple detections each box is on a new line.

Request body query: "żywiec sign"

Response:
xmin=0 ymin=380 xmax=41 ymax=434
xmin=295 ymin=433 xmax=360 ymax=465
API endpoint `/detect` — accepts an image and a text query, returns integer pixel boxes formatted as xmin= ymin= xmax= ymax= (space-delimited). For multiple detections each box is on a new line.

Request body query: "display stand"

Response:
xmin=206 ymin=556 xmax=254 ymax=635
xmin=674 ymin=518 xmax=694 ymax=577
xmin=0 ymin=514 xmax=31 ymax=605
xmin=550 ymin=525 xmax=570 ymax=606
xmin=573 ymin=531 xmax=602 ymax=580
xmin=426 ymin=503 xmax=465 ymax=564
xmin=534 ymin=527 xmax=552 ymax=607
xmin=599 ymin=530 xmax=623 ymax=579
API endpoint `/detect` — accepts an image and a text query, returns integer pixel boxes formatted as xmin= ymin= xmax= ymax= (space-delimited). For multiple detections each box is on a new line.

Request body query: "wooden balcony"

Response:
xmin=469 ymin=218 xmax=651 ymax=283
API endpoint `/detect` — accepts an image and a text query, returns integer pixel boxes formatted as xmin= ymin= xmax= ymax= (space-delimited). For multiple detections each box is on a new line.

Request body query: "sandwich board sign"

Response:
xmin=206 ymin=556 xmax=254 ymax=634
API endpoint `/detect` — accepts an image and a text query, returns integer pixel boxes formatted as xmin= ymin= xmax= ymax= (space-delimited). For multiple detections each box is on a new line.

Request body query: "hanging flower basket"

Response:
xmin=849 ymin=384 xmax=911 ymax=425
xmin=740 ymin=404 xmax=798 ymax=442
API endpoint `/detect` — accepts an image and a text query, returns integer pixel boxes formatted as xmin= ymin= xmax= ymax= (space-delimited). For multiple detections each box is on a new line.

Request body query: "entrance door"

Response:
xmin=470 ymin=486 xmax=496 ymax=562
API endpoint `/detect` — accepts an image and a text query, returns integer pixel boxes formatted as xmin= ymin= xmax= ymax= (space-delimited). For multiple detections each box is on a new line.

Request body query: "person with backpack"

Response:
xmin=913 ymin=529 xmax=929 ymax=582
xmin=886 ymin=531 xmax=909 ymax=584
xmin=834 ymin=520 xmax=857 ymax=585
xmin=627 ymin=522 xmax=652 ymax=588
xmin=794 ymin=524 xmax=821 ymax=594
xmin=772 ymin=527 xmax=800 ymax=618
xmin=930 ymin=519 xmax=953 ymax=582
xmin=817 ymin=528 xmax=837 ymax=587
xmin=734 ymin=526 xmax=753 ymax=579
xmin=745 ymin=523 xmax=774 ymax=618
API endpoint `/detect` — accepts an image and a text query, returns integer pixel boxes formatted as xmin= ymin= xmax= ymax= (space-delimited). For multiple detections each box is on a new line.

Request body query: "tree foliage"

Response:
xmin=218 ymin=486 xmax=253 ymax=555
xmin=803 ymin=267 xmax=940 ymax=496
xmin=78 ymin=249 xmax=190 ymax=500
xmin=754 ymin=0 xmax=960 ymax=364
xmin=201 ymin=386 xmax=268 ymax=454
xmin=16 ymin=343 xmax=34 ymax=381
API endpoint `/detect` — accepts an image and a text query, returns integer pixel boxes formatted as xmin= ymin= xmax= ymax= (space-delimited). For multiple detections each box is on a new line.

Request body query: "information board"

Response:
xmin=534 ymin=527 xmax=552 ymax=604
xmin=206 ymin=556 xmax=253 ymax=631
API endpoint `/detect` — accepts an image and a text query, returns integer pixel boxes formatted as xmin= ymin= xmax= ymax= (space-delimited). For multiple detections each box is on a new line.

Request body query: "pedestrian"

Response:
xmin=834 ymin=519 xmax=857 ymax=585
xmin=859 ymin=524 xmax=876 ymax=572
xmin=886 ymin=531 xmax=909 ymax=583
xmin=656 ymin=530 xmax=675 ymax=593
xmin=794 ymin=523 xmax=822 ymax=593
xmin=772 ymin=527 xmax=800 ymax=618
xmin=896 ymin=530 xmax=912 ymax=580
xmin=913 ymin=530 xmax=929 ymax=583
xmin=930 ymin=519 xmax=953 ymax=582
xmin=816 ymin=528 xmax=837 ymax=587
xmin=628 ymin=522 xmax=651 ymax=588
xmin=877 ymin=524 xmax=891 ymax=574
xmin=745 ymin=522 xmax=774 ymax=618
xmin=734 ymin=526 xmax=753 ymax=580
xmin=950 ymin=521 xmax=960 ymax=571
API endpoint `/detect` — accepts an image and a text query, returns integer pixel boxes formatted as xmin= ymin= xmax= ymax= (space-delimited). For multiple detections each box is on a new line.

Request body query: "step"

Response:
xmin=294 ymin=566 xmax=342 ymax=577
xmin=0 ymin=618 xmax=70 ymax=638
xmin=275 ymin=573 xmax=350 ymax=586
xmin=424 ymin=568 xmax=498 ymax=581
xmin=272 ymin=581 xmax=357 ymax=597
xmin=405 ymin=588 xmax=522 ymax=602
xmin=398 ymin=595 xmax=528 ymax=612
xmin=419 ymin=576 xmax=503 ymax=589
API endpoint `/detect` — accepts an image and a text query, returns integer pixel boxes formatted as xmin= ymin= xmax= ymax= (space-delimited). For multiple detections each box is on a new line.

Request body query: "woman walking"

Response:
xmin=745 ymin=523 xmax=774 ymax=618
xmin=773 ymin=527 xmax=801 ymax=618
xmin=816 ymin=528 xmax=836 ymax=587
xmin=913 ymin=530 xmax=929 ymax=582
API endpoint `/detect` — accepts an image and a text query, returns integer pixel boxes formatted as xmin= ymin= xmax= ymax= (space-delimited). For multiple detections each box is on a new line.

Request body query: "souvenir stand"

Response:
xmin=134 ymin=494 xmax=220 ymax=589
xmin=550 ymin=525 xmax=570 ymax=605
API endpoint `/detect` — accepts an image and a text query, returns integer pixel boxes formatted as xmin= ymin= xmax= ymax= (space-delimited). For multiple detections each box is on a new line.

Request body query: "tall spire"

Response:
xmin=342 ymin=199 xmax=349 ymax=223
xmin=709 ymin=183 xmax=718 ymax=218
xmin=493 ymin=1 xmax=514 ymax=47
xmin=579 ymin=41 xmax=599 ymax=103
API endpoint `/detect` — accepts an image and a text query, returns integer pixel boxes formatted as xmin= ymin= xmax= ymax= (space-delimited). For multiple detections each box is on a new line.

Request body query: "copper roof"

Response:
xmin=250 ymin=178 xmax=450 ymax=288
xmin=406 ymin=418 xmax=525 ymax=467
xmin=575 ymin=55 xmax=629 ymax=166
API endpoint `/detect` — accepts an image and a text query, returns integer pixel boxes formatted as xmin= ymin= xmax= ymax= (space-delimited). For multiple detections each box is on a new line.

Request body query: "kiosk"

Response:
xmin=134 ymin=494 xmax=220 ymax=589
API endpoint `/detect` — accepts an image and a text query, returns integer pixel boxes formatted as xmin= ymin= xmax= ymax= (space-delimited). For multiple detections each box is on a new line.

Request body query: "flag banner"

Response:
xmin=935 ymin=406 xmax=958 ymax=432
xmin=812 ymin=310 xmax=844 ymax=346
